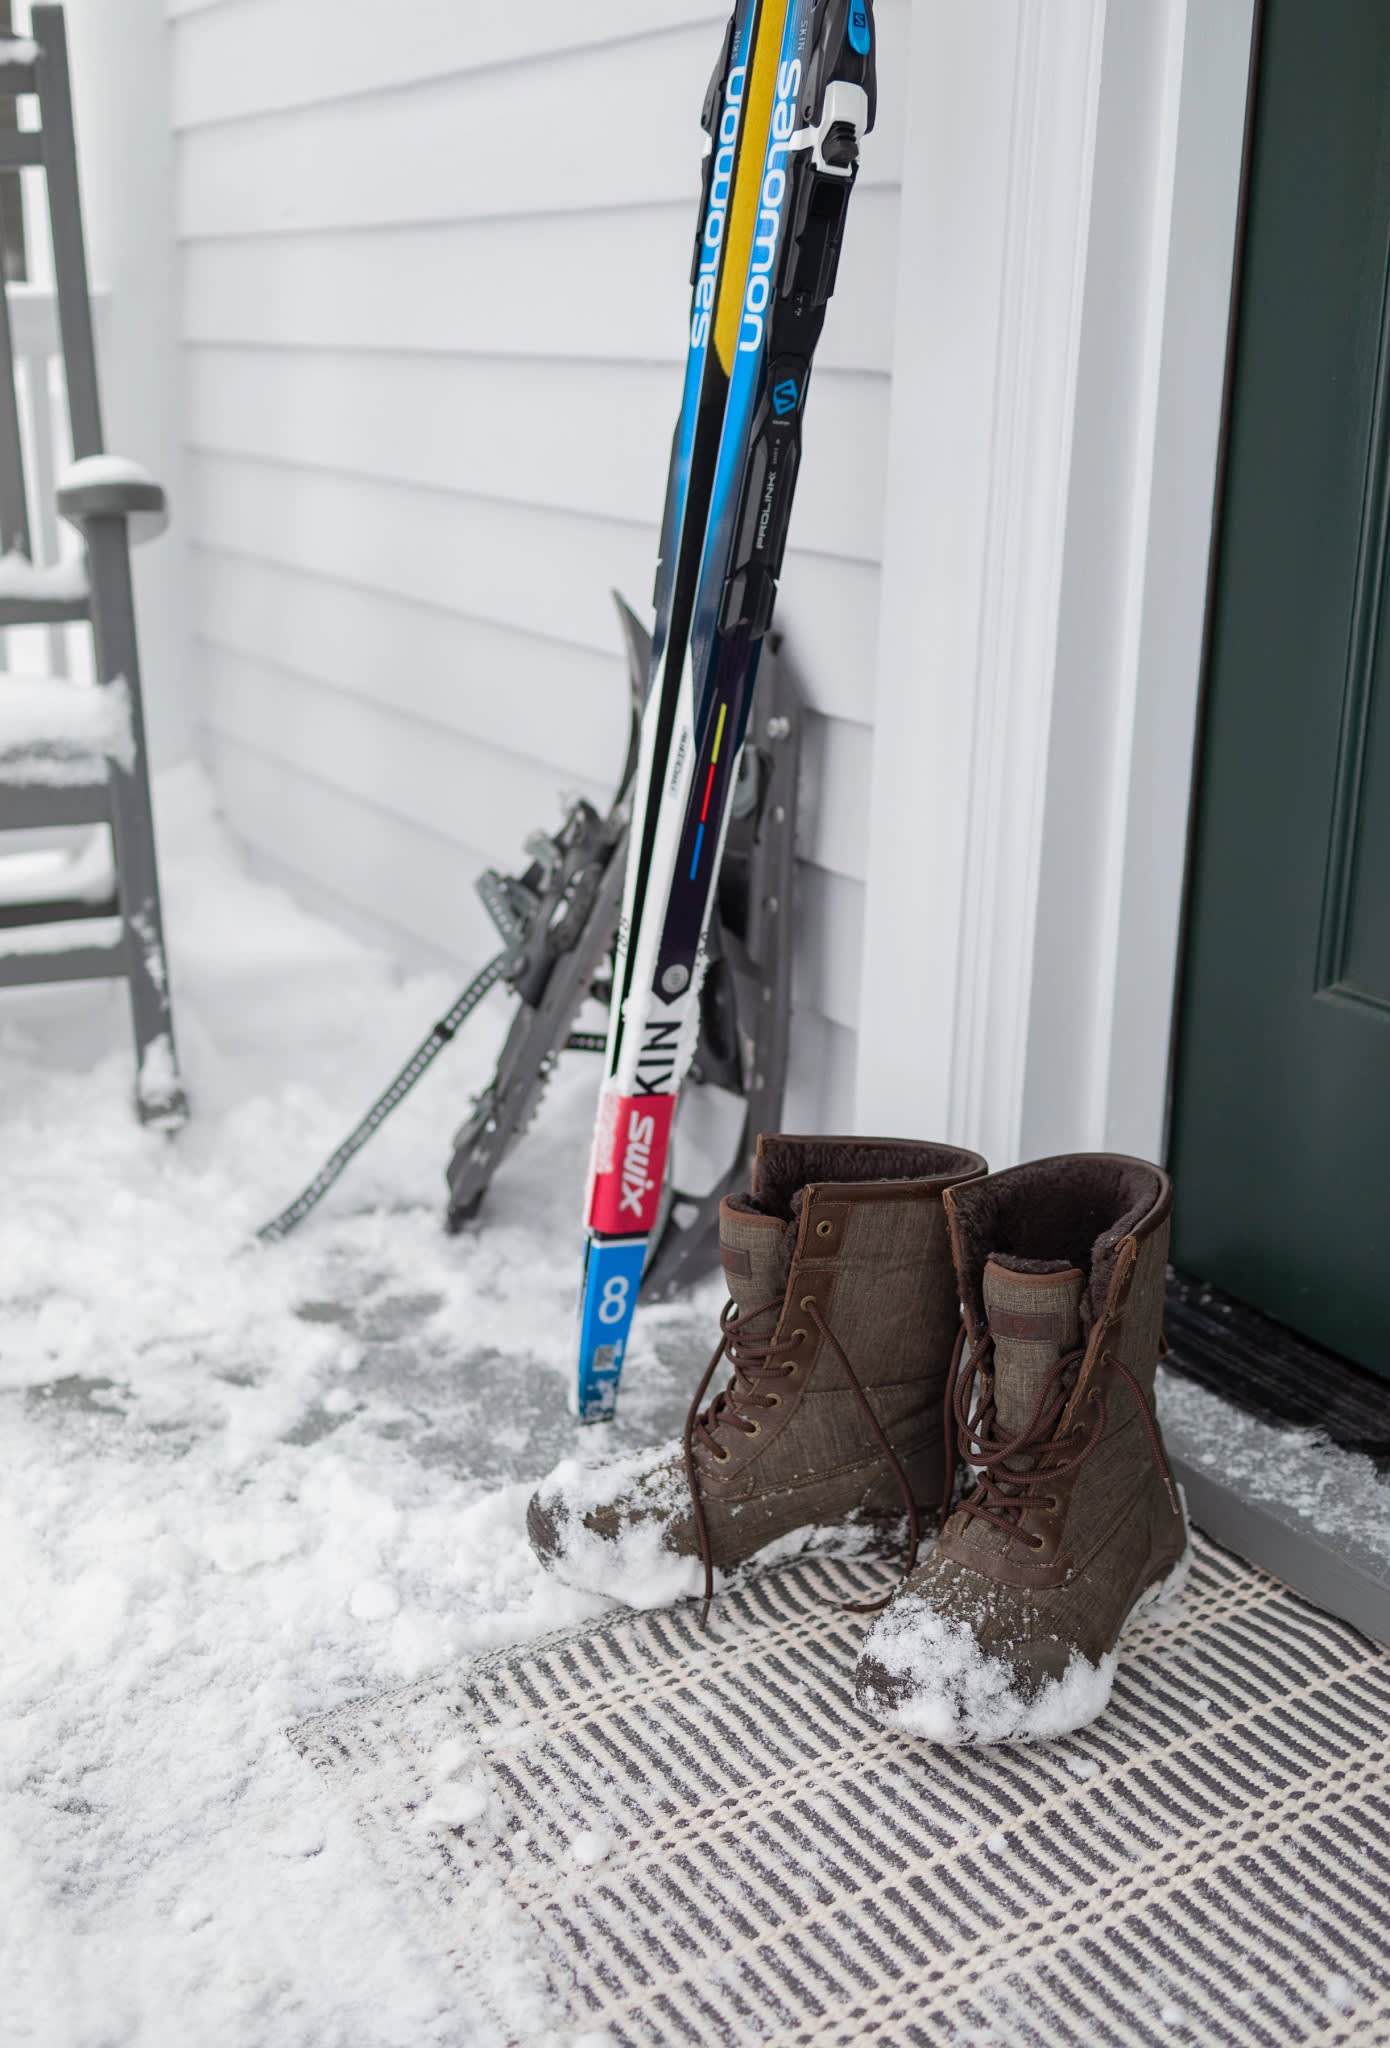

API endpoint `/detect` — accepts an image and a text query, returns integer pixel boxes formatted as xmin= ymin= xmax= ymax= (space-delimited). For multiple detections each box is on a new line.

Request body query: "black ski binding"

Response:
xmin=446 ymin=600 xmax=803 ymax=1291
xmin=642 ymin=622 xmax=802 ymax=1293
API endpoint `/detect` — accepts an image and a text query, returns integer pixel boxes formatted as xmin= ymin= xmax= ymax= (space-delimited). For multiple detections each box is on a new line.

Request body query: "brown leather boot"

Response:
xmin=527 ymin=1133 xmax=987 ymax=1608
xmin=856 ymin=1154 xmax=1189 ymax=1744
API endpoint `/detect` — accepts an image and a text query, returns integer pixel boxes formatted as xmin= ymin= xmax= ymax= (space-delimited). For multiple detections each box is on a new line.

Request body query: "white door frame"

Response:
xmin=855 ymin=0 xmax=1256 ymax=1168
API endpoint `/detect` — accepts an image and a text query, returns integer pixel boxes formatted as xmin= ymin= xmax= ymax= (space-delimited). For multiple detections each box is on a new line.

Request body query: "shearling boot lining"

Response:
xmin=727 ymin=1134 xmax=986 ymax=1221
xmin=947 ymin=1154 xmax=1171 ymax=1337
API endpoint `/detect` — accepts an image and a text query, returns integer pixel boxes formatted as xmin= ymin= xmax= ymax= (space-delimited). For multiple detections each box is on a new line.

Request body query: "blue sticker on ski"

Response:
xmin=575 ymin=1237 xmax=649 ymax=1421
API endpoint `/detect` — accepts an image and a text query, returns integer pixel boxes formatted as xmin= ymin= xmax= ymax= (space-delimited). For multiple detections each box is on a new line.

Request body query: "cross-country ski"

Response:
xmin=575 ymin=0 xmax=877 ymax=1419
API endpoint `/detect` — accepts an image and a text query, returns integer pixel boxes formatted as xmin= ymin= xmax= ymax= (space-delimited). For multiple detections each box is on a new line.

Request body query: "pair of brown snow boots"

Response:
xmin=527 ymin=1133 xmax=1189 ymax=1745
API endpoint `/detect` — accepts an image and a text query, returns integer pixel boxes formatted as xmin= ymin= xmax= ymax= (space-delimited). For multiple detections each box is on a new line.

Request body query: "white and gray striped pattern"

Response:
xmin=293 ymin=1533 xmax=1390 ymax=2045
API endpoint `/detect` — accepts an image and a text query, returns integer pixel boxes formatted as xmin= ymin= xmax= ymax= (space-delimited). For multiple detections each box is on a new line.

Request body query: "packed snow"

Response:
xmin=859 ymin=1596 xmax=1123 ymax=1747
xmin=56 ymin=457 xmax=168 ymax=545
xmin=56 ymin=455 xmax=160 ymax=494
xmin=0 ymin=827 xmax=114 ymax=908
xmin=531 ymin=1434 xmax=896 ymax=1607
xmin=529 ymin=1440 xmax=709 ymax=1606
xmin=0 ymin=671 xmax=131 ymax=781
xmin=0 ymin=765 xmax=714 ymax=2048
xmin=0 ymin=550 xmax=89 ymax=602
xmin=857 ymin=1549 xmax=1191 ymax=1746
xmin=0 ymin=911 xmax=121 ymax=959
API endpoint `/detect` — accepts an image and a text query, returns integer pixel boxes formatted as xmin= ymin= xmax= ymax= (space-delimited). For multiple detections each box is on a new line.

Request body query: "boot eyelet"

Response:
xmin=815 ymin=1219 xmax=834 ymax=1238
xmin=1043 ymin=1495 xmax=1059 ymax=1512
xmin=715 ymin=1446 xmax=731 ymax=1463
xmin=744 ymin=1420 xmax=762 ymax=1438
xmin=765 ymin=1393 xmax=782 ymax=1408
xmin=1028 ymin=1533 xmax=1046 ymax=1551
xmin=800 ymin=1295 xmax=816 ymax=1311
xmin=791 ymin=1328 xmax=808 ymax=1345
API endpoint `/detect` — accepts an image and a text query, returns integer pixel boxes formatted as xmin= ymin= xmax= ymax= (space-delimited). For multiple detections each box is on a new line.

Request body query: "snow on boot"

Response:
xmin=855 ymin=1154 xmax=1189 ymax=1745
xmin=527 ymin=1134 xmax=988 ymax=1611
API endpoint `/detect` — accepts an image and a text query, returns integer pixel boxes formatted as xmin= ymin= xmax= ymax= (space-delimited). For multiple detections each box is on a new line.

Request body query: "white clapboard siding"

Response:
xmin=209 ymin=694 xmax=863 ymax=1037
xmin=193 ymin=553 xmax=871 ymax=887
xmin=171 ymin=3 xmax=730 ymax=126
xmin=193 ymin=549 xmax=633 ymax=789
xmin=177 ymin=188 xmax=901 ymax=376
xmin=187 ymin=452 xmax=882 ymax=726
xmin=785 ymin=1012 xmax=859 ymax=1133
xmin=201 ymin=642 xmax=613 ymax=872
xmin=211 ymin=733 xmax=508 ymax=968
xmin=173 ymin=12 xmax=907 ymax=240
xmin=185 ymin=349 xmax=888 ymax=565
xmin=174 ymin=2 xmax=906 ymax=1127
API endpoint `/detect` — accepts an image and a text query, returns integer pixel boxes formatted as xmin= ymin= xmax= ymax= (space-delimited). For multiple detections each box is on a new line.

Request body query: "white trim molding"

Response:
xmin=855 ymin=0 xmax=1255 ymax=1168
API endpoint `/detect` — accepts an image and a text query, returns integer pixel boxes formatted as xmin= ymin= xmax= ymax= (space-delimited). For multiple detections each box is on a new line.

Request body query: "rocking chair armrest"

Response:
xmin=56 ymin=457 xmax=169 ymax=547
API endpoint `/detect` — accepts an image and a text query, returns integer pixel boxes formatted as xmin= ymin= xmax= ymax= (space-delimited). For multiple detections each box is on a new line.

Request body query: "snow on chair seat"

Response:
xmin=0 ymin=550 xmax=88 ymax=602
xmin=0 ymin=672 xmax=133 ymax=785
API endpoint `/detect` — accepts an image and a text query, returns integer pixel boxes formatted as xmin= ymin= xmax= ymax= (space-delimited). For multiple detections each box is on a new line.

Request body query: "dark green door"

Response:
xmin=1169 ymin=0 xmax=1390 ymax=1375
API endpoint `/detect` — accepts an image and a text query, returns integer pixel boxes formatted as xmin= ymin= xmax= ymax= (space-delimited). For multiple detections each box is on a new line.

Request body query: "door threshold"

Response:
xmin=1166 ymin=1268 xmax=1390 ymax=1456
xmin=1160 ymin=1274 xmax=1390 ymax=1647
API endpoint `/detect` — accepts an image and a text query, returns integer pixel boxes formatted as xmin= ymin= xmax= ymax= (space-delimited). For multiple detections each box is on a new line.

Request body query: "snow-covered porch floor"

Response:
xmin=3 ymin=771 xmax=703 ymax=2045
xmin=5 ymin=774 xmax=1390 ymax=2047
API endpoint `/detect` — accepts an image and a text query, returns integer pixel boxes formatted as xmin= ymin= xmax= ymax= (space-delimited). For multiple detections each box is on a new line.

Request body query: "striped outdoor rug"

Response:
xmin=292 ymin=1532 xmax=1390 ymax=2047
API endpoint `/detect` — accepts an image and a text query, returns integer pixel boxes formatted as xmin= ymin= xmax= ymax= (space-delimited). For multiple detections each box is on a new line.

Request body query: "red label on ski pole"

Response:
xmin=587 ymin=1093 xmax=677 ymax=1235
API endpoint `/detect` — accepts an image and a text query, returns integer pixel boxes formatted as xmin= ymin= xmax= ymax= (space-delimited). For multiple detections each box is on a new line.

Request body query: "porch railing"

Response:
xmin=2 ymin=278 xmax=99 ymax=686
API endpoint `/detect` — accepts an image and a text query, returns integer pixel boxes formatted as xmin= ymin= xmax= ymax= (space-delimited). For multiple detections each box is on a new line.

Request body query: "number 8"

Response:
xmin=597 ymin=1274 xmax=629 ymax=1325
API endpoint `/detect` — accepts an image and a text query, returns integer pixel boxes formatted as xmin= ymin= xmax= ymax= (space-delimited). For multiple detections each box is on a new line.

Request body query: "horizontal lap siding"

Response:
xmin=176 ymin=190 xmax=901 ymax=374
xmin=172 ymin=0 xmax=908 ymax=1127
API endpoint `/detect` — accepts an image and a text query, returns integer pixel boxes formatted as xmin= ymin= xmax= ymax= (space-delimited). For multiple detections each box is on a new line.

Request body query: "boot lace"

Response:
xmin=680 ymin=1295 xmax=925 ymax=1627
xmin=940 ymin=1327 xmax=1180 ymax=1541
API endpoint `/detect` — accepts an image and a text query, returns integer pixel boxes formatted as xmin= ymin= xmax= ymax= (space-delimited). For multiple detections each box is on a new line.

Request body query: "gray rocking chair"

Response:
xmin=0 ymin=5 xmax=185 ymax=1126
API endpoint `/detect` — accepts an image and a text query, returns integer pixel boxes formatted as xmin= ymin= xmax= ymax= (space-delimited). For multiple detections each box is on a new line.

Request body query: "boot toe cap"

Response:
xmin=856 ymin=1592 xmax=1116 ymax=1746
xmin=522 ymin=1449 xmax=706 ymax=1606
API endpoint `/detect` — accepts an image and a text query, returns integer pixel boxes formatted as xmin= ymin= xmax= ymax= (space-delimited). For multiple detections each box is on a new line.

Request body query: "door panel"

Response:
xmin=1169 ymin=0 xmax=1390 ymax=1374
